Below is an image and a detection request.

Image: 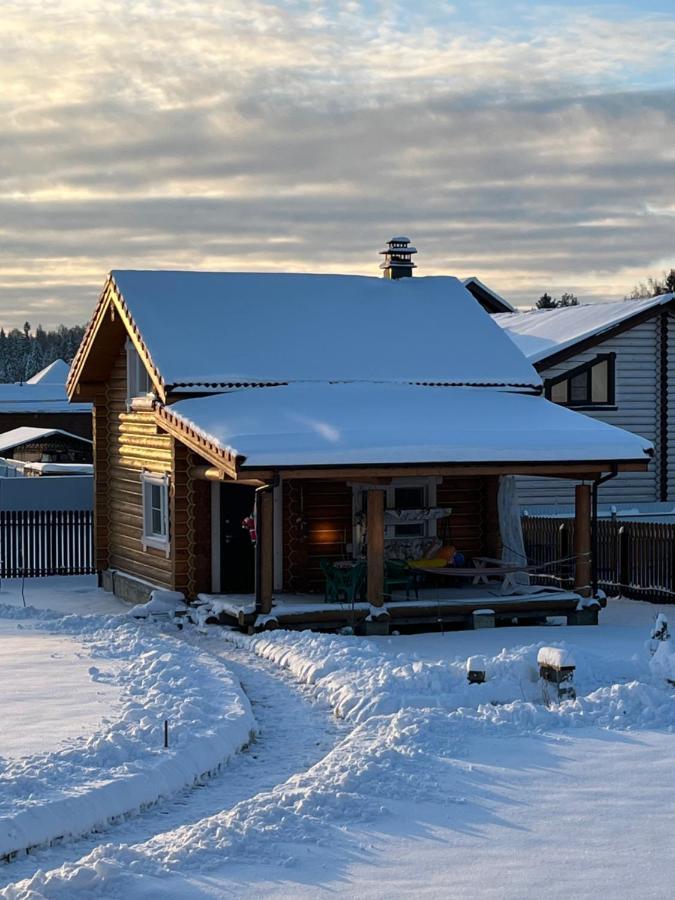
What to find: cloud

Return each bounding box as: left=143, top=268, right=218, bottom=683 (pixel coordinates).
left=1, top=1, right=675, bottom=326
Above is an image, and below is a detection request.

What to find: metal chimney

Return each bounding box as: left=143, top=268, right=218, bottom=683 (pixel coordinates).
left=379, top=236, right=417, bottom=279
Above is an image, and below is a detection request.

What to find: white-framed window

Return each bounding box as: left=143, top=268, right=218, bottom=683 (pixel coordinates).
left=351, top=477, right=439, bottom=554
left=385, top=479, right=436, bottom=540
left=142, top=471, right=170, bottom=552
left=126, top=338, right=152, bottom=404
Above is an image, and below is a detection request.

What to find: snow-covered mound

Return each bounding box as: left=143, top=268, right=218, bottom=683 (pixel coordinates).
left=0, top=611, right=255, bottom=861
left=223, top=628, right=675, bottom=732
left=127, top=589, right=188, bottom=619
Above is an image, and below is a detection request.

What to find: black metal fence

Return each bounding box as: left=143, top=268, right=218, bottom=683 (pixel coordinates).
left=0, top=510, right=95, bottom=578
left=522, top=515, right=675, bottom=602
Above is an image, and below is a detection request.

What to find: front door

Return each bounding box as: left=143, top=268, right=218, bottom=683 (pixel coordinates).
left=220, top=484, right=256, bottom=593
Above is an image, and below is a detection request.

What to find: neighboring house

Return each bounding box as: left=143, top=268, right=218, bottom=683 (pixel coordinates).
left=0, top=360, right=92, bottom=439
left=495, top=293, right=675, bottom=507
left=67, top=261, right=650, bottom=631
left=0, top=426, right=92, bottom=464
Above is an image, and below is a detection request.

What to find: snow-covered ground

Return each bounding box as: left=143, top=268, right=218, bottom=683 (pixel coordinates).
left=0, top=622, right=121, bottom=760
left=0, top=579, right=254, bottom=862
left=0, top=575, right=125, bottom=616
left=2, top=581, right=675, bottom=898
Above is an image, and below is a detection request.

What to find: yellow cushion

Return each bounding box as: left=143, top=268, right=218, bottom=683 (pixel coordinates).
left=409, top=558, right=446, bottom=569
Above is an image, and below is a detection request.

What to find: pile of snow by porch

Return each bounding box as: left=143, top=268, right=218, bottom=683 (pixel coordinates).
left=127, top=589, right=188, bottom=619
left=111, top=271, right=540, bottom=388
left=223, top=626, right=675, bottom=733
left=168, top=382, right=652, bottom=469
left=0, top=613, right=254, bottom=859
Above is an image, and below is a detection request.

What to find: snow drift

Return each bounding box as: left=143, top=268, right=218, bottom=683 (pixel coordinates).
left=0, top=610, right=255, bottom=861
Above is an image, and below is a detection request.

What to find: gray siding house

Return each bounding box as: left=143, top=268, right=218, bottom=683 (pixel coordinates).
left=494, top=293, right=675, bottom=507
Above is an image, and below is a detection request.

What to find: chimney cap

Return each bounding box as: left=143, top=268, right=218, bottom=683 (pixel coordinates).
left=379, top=236, right=417, bottom=255
left=379, top=235, right=418, bottom=278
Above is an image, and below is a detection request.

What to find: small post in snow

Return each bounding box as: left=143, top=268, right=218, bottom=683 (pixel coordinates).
left=537, top=647, right=576, bottom=702
left=164, top=719, right=169, bottom=749
left=466, top=655, right=486, bottom=684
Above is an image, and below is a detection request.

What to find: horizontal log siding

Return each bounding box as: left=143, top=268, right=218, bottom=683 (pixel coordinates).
left=517, top=317, right=659, bottom=506
left=107, top=347, right=173, bottom=588
left=436, top=476, right=489, bottom=557
left=282, top=479, right=353, bottom=593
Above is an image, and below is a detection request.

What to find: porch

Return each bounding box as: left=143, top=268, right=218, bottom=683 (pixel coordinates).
left=203, top=469, right=600, bottom=634
left=196, top=583, right=601, bottom=634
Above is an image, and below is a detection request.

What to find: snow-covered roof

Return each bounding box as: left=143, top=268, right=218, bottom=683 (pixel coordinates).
left=167, top=383, right=652, bottom=469
left=0, top=426, right=91, bottom=453
left=494, top=293, right=674, bottom=364
left=110, top=271, right=540, bottom=390
left=26, top=359, right=71, bottom=385
left=0, top=382, right=90, bottom=413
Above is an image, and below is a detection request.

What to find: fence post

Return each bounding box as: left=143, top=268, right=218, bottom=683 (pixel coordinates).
left=618, top=525, right=630, bottom=595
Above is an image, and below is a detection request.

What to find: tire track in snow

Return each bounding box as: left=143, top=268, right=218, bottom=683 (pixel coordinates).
left=0, top=632, right=346, bottom=890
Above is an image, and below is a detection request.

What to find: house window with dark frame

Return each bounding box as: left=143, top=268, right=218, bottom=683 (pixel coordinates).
left=545, top=353, right=616, bottom=408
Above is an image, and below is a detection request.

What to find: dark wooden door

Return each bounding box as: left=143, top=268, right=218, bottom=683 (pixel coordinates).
left=220, top=484, right=256, bottom=593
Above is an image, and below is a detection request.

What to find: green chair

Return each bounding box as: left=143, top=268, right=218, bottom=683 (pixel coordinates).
left=320, top=559, right=366, bottom=603
left=384, top=559, right=419, bottom=601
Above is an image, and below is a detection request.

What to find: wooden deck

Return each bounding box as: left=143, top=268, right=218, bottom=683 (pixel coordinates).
left=197, top=584, right=603, bottom=634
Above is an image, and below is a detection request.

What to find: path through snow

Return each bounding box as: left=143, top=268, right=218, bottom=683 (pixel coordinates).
left=0, top=633, right=344, bottom=890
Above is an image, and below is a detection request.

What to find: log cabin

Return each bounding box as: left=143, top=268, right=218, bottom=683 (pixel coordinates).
left=66, top=240, right=653, bottom=633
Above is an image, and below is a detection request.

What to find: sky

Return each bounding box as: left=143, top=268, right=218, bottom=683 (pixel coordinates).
left=1, top=0, right=675, bottom=328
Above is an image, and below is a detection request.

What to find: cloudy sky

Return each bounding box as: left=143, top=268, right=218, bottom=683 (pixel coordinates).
left=2, top=0, right=675, bottom=328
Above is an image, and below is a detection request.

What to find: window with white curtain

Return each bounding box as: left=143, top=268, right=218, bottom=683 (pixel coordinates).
left=142, top=471, right=170, bottom=551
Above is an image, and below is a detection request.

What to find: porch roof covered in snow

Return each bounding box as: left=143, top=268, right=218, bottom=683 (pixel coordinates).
left=68, top=271, right=542, bottom=402
left=159, top=382, right=653, bottom=476
left=494, top=293, right=675, bottom=366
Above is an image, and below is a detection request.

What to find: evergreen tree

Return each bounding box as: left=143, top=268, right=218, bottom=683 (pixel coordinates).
left=0, top=322, right=86, bottom=383
left=536, top=292, right=556, bottom=309
left=558, top=292, right=579, bottom=307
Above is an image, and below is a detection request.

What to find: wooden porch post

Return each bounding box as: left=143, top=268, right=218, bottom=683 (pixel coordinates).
left=574, top=483, right=591, bottom=598
left=256, top=488, right=274, bottom=615
left=367, top=488, right=385, bottom=607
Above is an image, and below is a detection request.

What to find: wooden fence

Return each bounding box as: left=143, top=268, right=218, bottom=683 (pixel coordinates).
left=0, top=510, right=95, bottom=578
left=522, top=515, right=675, bottom=602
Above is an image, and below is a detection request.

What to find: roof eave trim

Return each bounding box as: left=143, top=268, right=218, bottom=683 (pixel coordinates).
left=155, top=404, right=243, bottom=479
left=67, top=273, right=168, bottom=404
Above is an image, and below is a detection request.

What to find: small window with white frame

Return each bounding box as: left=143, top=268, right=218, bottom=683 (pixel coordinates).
left=142, top=471, right=170, bottom=551
left=386, top=483, right=429, bottom=538
left=126, top=338, right=152, bottom=404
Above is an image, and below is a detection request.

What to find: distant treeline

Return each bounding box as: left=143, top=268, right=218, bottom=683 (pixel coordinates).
left=0, top=322, right=85, bottom=383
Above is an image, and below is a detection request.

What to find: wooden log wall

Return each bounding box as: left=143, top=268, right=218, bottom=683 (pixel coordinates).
left=106, top=346, right=174, bottom=588
left=436, top=475, right=493, bottom=558
left=281, top=475, right=493, bottom=594
left=282, top=479, right=353, bottom=593
left=102, top=345, right=212, bottom=597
